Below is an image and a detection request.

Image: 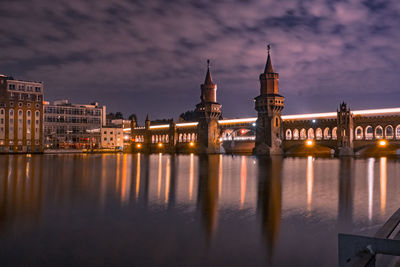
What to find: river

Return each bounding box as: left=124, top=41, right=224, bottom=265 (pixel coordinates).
left=0, top=154, right=399, bottom=266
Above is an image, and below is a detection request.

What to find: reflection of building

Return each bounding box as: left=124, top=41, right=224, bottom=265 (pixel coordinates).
left=44, top=100, right=106, bottom=149
left=0, top=75, right=44, bottom=153
left=197, top=154, right=220, bottom=242
left=257, top=156, right=282, bottom=259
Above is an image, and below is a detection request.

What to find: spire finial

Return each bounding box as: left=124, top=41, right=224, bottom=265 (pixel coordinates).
left=207, top=59, right=210, bottom=68
left=204, top=59, right=214, bottom=85
left=264, top=44, right=274, bottom=73
left=267, top=44, right=271, bottom=54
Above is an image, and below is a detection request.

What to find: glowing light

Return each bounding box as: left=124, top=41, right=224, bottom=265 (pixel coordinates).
left=378, top=140, right=387, bottom=147
left=219, top=137, right=223, bottom=142
left=380, top=157, right=387, bottom=215
left=158, top=143, right=163, bottom=148
left=282, top=112, right=336, bottom=120
left=149, top=124, right=169, bottom=129
left=312, top=119, right=316, bottom=123
left=306, top=140, right=313, bottom=146
left=136, top=143, right=142, bottom=148
left=218, top=118, right=257, bottom=124
left=123, top=135, right=129, bottom=140
left=306, top=156, right=314, bottom=212
left=123, top=128, right=131, bottom=132
left=176, top=122, right=198, bottom=127
left=252, top=123, right=256, bottom=126
left=189, top=141, right=195, bottom=147
left=240, top=129, right=246, bottom=134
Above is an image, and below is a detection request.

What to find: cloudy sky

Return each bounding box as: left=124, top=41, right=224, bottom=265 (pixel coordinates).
left=1, top=0, right=400, bottom=122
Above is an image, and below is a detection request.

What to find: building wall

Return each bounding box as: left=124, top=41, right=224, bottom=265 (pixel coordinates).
left=101, top=127, right=124, bottom=149
left=44, top=100, right=105, bottom=149
left=0, top=75, right=44, bottom=153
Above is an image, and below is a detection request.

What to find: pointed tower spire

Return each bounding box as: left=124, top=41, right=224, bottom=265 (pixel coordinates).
left=145, top=114, right=149, bottom=122
left=264, top=44, right=274, bottom=74
left=204, top=59, right=214, bottom=85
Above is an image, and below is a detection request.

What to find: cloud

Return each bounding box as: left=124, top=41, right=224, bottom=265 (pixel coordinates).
left=1, top=0, right=400, bottom=120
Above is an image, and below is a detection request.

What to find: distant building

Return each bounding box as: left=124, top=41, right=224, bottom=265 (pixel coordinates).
left=101, top=126, right=124, bottom=150
left=44, top=100, right=106, bottom=149
left=0, top=74, right=44, bottom=153
left=101, top=119, right=132, bottom=150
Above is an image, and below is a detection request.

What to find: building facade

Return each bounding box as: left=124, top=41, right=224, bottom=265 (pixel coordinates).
left=44, top=100, right=106, bottom=149
left=101, top=126, right=124, bottom=150
left=0, top=74, right=44, bottom=153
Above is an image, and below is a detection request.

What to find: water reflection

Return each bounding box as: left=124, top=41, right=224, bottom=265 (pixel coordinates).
left=197, top=155, right=220, bottom=242
left=367, top=158, right=374, bottom=222
left=338, top=158, right=354, bottom=229
left=0, top=154, right=399, bottom=266
left=257, top=156, right=282, bottom=259
left=380, top=157, right=387, bottom=216
left=306, top=156, right=314, bottom=213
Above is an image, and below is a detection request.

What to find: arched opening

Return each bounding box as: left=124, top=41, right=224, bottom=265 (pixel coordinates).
left=355, top=126, right=363, bottom=140
left=179, top=133, right=182, bottom=142
left=192, top=133, right=196, bottom=141
left=396, top=125, right=400, bottom=140
left=152, top=135, right=155, bottom=143
left=285, top=129, right=292, bottom=140
left=183, top=133, right=187, bottom=142
left=307, top=128, right=314, bottom=139
left=323, top=127, right=331, bottom=140
left=375, top=126, right=383, bottom=139
left=332, top=127, right=337, bottom=140
left=315, top=128, right=322, bottom=140
left=385, top=125, right=393, bottom=139
left=300, top=129, right=307, bottom=140
left=365, top=126, right=373, bottom=140
left=275, top=117, right=279, bottom=127
left=293, top=129, right=299, bottom=140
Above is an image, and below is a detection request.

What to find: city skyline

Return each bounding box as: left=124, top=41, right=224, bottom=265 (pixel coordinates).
left=2, top=0, right=400, bottom=122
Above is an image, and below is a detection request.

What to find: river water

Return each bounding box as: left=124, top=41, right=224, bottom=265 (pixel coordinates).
left=0, top=154, right=399, bottom=266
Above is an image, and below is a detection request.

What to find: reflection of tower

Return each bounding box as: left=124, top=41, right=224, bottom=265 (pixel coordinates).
left=337, top=102, right=354, bottom=156
left=140, top=154, right=150, bottom=206
left=257, top=156, right=282, bottom=260
left=254, top=45, right=285, bottom=155
left=195, top=60, right=222, bottom=154
left=197, top=154, right=220, bottom=243
left=338, top=158, right=354, bottom=229
left=167, top=156, right=177, bottom=209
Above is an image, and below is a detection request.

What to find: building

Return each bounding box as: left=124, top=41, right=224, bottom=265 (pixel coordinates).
left=44, top=100, right=106, bottom=149
left=101, top=119, right=132, bottom=150
left=0, top=74, right=44, bottom=153
left=101, top=126, right=124, bottom=150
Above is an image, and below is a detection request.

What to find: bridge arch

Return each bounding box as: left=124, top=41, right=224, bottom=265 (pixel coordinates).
left=375, top=125, right=383, bottom=139
left=355, top=126, right=363, bottom=140
left=307, top=128, right=314, bottom=139
left=385, top=125, right=393, bottom=139
left=323, top=127, right=331, bottom=140
left=396, top=125, right=400, bottom=139
left=293, top=129, right=299, bottom=140
left=285, top=129, right=292, bottom=140
left=332, top=127, right=337, bottom=140
left=300, top=128, right=306, bottom=140
left=316, top=128, right=322, bottom=140
left=365, top=126, right=373, bottom=140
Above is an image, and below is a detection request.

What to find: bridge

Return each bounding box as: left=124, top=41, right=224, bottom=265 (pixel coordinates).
left=131, top=46, right=400, bottom=156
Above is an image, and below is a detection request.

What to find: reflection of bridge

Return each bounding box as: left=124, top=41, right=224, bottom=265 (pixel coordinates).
left=131, top=45, right=400, bottom=155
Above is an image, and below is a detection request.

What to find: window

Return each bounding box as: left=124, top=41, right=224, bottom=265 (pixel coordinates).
left=8, top=84, right=15, bottom=90
left=9, top=109, right=14, bottom=116
left=35, top=87, right=41, bottom=92
left=396, top=125, right=400, bottom=139
left=323, top=128, right=331, bottom=140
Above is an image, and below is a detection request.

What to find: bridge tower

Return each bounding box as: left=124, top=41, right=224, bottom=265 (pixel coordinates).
left=337, top=102, right=354, bottom=156
left=143, top=114, right=151, bottom=153
left=195, top=60, right=222, bottom=154
left=253, top=45, right=285, bottom=155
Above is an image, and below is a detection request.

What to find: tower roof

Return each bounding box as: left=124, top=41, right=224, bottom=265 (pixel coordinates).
left=204, top=59, right=214, bottom=85
left=264, top=45, right=274, bottom=74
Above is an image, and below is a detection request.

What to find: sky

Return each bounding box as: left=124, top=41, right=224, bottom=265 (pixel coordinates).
left=1, top=0, right=400, bottom=123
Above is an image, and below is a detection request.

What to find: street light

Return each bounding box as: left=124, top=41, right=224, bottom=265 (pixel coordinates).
left=378, top=140, right=387, bottom=147
left=158, top=142, right=163, bottom=148
left=136, top=143, right=142, bottom=149
left=189, top=141, right=195, bottom=147
left=305, top=140, right=314, bottom=147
